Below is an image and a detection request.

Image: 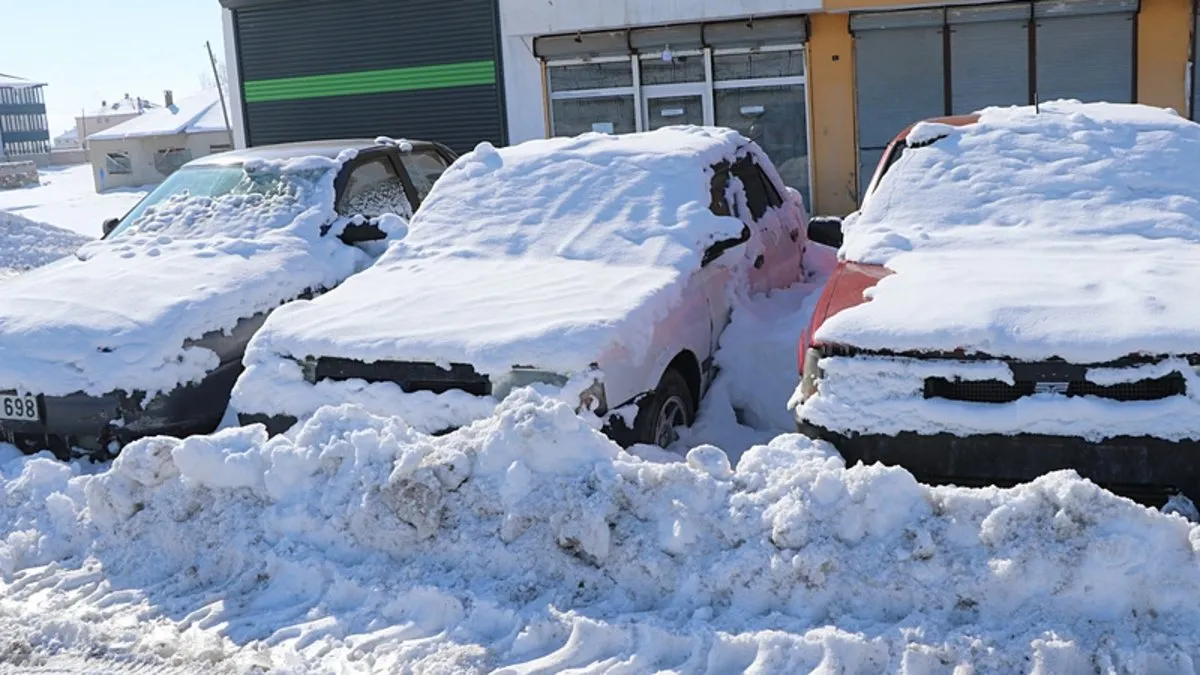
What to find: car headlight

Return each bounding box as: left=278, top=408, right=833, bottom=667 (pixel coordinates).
left=491, top=368, right=569, bottom=401
left=799, top=347, right=823, bottom=402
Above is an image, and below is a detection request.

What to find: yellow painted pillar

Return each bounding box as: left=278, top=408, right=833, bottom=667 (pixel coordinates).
left=807, top=13, right=860, bottom=216
left=1137, top=0, right=1192, bottom=113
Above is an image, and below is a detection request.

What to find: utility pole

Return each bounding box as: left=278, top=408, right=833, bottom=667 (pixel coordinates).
left=206, top=41, right=232, bottom=135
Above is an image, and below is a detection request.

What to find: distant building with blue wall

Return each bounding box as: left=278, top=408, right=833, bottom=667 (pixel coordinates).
left=0, top=73, right=50, bottom=158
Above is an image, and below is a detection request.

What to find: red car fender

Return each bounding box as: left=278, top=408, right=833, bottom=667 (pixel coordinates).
left=799, top=260, right=893, bottom=368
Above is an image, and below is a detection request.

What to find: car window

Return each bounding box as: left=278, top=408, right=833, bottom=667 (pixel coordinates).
left=398, top=150, right=450, bottom=202
left=732, top=155, right=783, bottom=222
left=708, top=162, right=733, bottom=217
left=339, top=157, right=412, bottom=218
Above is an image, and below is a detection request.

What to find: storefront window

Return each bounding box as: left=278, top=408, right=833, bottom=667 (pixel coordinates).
left=548, top=62, right=633, bottom=90
left=639, top=54, right=706, bottom=85
left=715, top=84, right=809, bottom=208
left=713, top=51, right=805, bottom=80
left=551, top=96, right=636, bottom=137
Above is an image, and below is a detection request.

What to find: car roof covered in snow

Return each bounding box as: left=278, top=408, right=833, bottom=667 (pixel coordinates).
left=190, top=138, right=446, bottom=167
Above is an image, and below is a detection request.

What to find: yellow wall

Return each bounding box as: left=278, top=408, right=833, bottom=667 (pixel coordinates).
left=806, top=13, right=860, bottom=216
left=1137, top=0, right=1192, bottom=113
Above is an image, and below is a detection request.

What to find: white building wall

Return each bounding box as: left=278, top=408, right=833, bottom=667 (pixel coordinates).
left=89, top=130, right=233, bottom=193
left=497, top=0, right=821, bottom=143
left=223, top=8, right=249, bottom=149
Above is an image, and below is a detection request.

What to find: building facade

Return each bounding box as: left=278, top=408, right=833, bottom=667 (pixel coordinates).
left=75, top=94, right=160, bottom=150
left=220, top=0, right=1197, bottom=215
left=0, top=74, right=50, bottom=159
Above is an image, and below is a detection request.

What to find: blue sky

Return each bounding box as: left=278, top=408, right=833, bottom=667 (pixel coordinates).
left=6, top=0, right=226, bottom=135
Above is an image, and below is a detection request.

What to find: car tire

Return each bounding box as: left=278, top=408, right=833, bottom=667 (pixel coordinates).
left=633, top=368, right=696, bottom=448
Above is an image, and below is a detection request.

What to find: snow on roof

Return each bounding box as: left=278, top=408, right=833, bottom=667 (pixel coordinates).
left=817, top=101, right=1200, bottom=363
left=0, top=72, right=45, bottom=89
left=85, top=95, right=159, bottom=117
left=239, top=127, right=764, bottom=385
left=86, top=89, right=229, bottom=141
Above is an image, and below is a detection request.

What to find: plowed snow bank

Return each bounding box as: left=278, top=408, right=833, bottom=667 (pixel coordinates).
left=2, top=392, right=1198, bottom=672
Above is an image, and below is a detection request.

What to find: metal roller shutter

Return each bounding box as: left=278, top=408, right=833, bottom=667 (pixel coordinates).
left=949, top=4, right=1030, bottom=114
left=852, top=9, right=946, bottom=198
left=1034, top=0, right=1137, bottom=104
left=228, top=0, right=505, bottom=152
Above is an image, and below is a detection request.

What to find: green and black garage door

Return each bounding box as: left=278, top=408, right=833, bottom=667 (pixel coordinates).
left=221, top=0, right=506, bottom=151
left=851, top=0, right=1137, bottom=197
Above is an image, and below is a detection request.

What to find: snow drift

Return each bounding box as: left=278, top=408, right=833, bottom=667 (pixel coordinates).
left=820, top=101, right=1200, bottom=364
left=0, top=210, right=90, bottom=279
left=3, top=392, right=1200, bottom=672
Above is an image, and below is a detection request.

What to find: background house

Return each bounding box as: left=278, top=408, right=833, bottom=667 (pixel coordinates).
left=87, top=88, right=232, bottom=192
left=75, top=94, right=160, bottom=150
left=0, top=73, right=50, bottom=160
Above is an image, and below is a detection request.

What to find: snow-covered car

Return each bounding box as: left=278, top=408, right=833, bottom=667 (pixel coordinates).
left=0, top=138, right=456, bottom=457
left=790, top=101, right=1200, bottom=505
left=233, top=126, right=811, bottom=447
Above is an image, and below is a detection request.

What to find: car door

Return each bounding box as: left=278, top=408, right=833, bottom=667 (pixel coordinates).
left=395, top=147, right=453, bottom=206
left=694, top=162, right=739, bottom=371
left=730, top=153, right=804, bottom=293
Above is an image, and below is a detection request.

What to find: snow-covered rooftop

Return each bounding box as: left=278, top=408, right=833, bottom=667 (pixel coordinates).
left=87, top=89, right=229, bottom=141
left=0, top=72, right=45, bottom=89
left=84, top=95, right=159, bottom=118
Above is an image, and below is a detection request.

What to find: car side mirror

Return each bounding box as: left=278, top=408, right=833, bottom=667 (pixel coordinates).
left=807, top=216, right=843, bottom=248
left=701, top=224, right=751, bottom=267
left=101, top=218, right=119, bottom=237
left=338, top=221, right=387, bottom=245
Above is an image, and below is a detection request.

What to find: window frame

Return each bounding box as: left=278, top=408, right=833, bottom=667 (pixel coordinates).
left=106, top=151, right=132, bottom=175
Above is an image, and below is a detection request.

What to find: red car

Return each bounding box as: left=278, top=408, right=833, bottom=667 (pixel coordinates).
left=791, top=102, right=1200, bottom=510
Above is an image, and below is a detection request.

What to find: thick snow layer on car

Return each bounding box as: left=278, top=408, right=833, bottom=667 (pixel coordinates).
left=824, top=101, right=1200, bottom=362
left=240, top=127, right=759, bottom=381
left=798, top=354, right=1200, bottom=442
left=0, top=210, right=90, bottom=279
left=4, top=394, right=1200, bottom=672
left=0, top=156, right=374, bottom=398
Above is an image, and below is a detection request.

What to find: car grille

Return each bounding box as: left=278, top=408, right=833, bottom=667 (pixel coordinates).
left=314, top=358, right=491, bottom=396
left=925, top=372, right=1186, bottom=404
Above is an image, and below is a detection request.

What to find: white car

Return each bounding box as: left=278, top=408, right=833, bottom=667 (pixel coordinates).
left=231, top=126, right=812, bottom=447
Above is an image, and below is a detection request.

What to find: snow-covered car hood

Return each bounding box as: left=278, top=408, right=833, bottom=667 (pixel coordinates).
left=248, top=256, right=682, bottom=375
left=0, top=233, right=368, bottom=397
left=815, top=239, right=1200, bottom=363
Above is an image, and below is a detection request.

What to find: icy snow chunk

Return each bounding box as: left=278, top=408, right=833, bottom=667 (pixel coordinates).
left=686, top=444, right=732, bottom=480
left=905, top=121, right=958, bottom=147
left=173, top=425, right=267, bottom=491
left=374, top=136, right=414, bottom=153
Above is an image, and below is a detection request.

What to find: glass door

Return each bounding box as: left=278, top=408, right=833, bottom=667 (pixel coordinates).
left=642, top=83, right=711, bottom=130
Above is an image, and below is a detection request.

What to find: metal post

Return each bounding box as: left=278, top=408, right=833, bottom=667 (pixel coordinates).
left=206, top=40, right=233, bottom=134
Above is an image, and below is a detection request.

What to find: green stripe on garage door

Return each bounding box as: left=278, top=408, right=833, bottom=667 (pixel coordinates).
left=243, top=60, right=496, bottom=103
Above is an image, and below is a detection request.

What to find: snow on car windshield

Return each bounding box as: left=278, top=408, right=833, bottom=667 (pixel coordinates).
left=810, top=102, right=1200, bottom=364
left=106, top=160, right=333, bottom=240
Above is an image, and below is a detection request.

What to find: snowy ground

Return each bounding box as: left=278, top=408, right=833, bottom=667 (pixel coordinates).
left=0, top=163, right=150, bottom=239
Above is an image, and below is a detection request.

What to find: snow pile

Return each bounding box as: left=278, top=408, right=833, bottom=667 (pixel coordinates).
left=822, top=102, right=1200, bottom=362
left=0, top=155, right=375, bottom=397
left=0, top=210, right=90, bottom=279
left=87, top=89, right=228, bottom=140
left=4, top=394, right=1200, bottom=671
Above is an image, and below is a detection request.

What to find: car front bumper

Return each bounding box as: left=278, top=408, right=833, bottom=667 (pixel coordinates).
left=0, top=359, right=242, bottom=456
left=798, top=421, right=1200, bottom=507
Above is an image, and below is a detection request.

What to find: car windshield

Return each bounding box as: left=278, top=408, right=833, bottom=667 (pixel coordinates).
left=107, top=163, right=325, bottom=239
